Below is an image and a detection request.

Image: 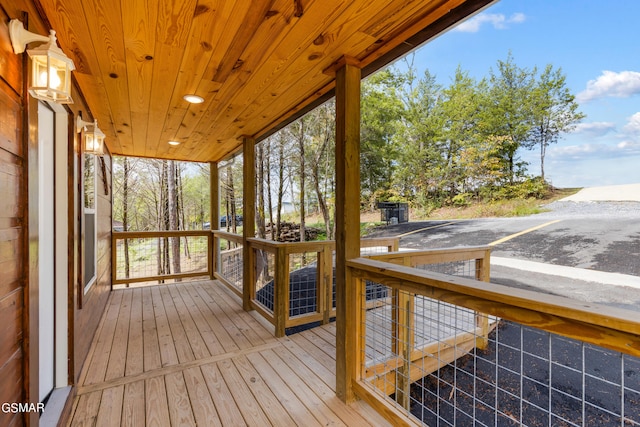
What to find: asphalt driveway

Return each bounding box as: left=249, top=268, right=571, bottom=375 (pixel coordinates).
left=365, top=184, right=640, bottom=310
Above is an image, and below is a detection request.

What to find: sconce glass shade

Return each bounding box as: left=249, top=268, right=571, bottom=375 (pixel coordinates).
left=9, top=20, right=75, bottom=104
left=28, top=32, right=75, bottom=103
left=77, top=117, right=105, bottom=155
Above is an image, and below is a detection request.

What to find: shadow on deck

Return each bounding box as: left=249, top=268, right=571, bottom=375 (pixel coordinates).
left=68, top=280, right=390, bottom=426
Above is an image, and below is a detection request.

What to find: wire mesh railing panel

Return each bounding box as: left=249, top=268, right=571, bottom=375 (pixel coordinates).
left=218, top=238, right=244, bottom=292
left=414, top=259, right=478, bottom=279
left=288, top=251, right=319, bottom=318
left=114, top=234, right=209, bottom=283
left=361, top=284, right=486, bottom=394
left=361, top=246, right=394, bottom=256
left=254, top=249, right=275, bottom=314
left=359, top=287, right=640, bottom=427
left=414, top=321, right=640, bottom=427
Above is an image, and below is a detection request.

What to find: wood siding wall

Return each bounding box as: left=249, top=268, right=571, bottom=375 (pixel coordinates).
left=0, top=2, right=113, bottom=425
left=73, top=154, right=112, bottom=379
left=0, top=6, right=27, bottom=426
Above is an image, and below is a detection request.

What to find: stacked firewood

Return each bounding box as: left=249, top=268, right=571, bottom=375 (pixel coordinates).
left=265, top=221, right=322, bottom=242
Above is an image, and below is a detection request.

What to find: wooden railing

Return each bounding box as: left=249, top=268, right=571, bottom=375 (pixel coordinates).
left=212, top=230, right=245, bottom=297
left=112, top=230, right=212, bottom=286
left=242, top=237, right=400, bottom=337
left=367, top=246, right=492, bottom=350
left=345, top=256, right=640, bottom=426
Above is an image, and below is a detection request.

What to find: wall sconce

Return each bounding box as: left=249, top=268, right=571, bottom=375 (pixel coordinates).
left=77, top=116, right=105, bottom=155
left=9, top=19, right=75, bottom=104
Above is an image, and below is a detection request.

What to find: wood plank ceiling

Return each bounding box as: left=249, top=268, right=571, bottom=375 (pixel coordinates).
left=37, top=0, right=494, bottom=163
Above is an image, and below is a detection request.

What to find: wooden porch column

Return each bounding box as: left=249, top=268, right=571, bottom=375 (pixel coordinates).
left=334, top=58, right=361, bottom=403
left=210, top=161, right=219, bottom=279
left=242, top=137, right=256, bottom=311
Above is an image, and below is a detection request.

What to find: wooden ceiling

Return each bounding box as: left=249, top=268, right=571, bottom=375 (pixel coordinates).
left=38, top=0, right=494, bottom=162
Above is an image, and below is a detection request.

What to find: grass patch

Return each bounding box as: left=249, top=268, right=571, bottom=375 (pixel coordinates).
left=423, top=187, right=582, bottom=220
left=361, top=221, right=384, bottom=236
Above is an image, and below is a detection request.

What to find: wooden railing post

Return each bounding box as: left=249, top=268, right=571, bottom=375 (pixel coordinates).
left=475, top=249, right=491, bottom=349
left=111, top=233, right=118, bottom=288
left=320, top=244, right=333, bottom=324
left=274, top=245, right=289, bottom=337
left=242, top=136, right=256, bottom=311
left=334, top=57, right=361, bottom=403
left=210, top=161, right=219, bottom=281
left=207, top=231, right=214, bottom=280
left=393, top=290, right=414, bottom=409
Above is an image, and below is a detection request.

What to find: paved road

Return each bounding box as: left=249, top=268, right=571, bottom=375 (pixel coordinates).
left=366, top=197, right=640, bottom=311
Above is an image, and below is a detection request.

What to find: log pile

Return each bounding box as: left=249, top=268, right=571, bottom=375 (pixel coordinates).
left=265, top=221, right=322, bottom=242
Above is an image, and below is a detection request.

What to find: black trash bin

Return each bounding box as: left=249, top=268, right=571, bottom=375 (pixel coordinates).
left=377, top=202, right=409, bottom=225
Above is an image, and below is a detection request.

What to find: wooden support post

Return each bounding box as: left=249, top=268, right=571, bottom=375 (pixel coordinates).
left=334, top=58, right=361, bottom=403
left=242, top=137, right=256, bottom=311
left=274, top=246, right=289, bottom=337
left=320, top=245, right=333, bottom=324
left=475, top=249, right=491, bottom=349
left=210, top=161, right=219, bottom=280
left=393, top=291, right=414, bottom=409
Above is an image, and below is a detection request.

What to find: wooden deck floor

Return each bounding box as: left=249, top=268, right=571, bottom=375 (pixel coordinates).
left=67, top=280, right=390, bottom=426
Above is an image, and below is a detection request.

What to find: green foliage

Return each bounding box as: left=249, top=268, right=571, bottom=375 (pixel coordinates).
left=499, top=177, right=550, bottom=200
left=369, top=52, right=584, bottom=213
left=451, top=193, right=472, bottom=207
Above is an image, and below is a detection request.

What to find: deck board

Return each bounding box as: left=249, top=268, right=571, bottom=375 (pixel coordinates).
left=141, top=287, right=162, bottom=371
left=68, top=280, right=391, bottom=427
left=121, top=381, right=145, bottom=427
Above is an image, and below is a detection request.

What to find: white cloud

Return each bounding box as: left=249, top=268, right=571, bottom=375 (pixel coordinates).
left=549, top=140, right=640, bottom=161
left=454, top=13, right=526, bottom=33
left=577, top=71, right=640, bottom=103
left=623, top=112, right=640, bottom=135
left=573, top=122, right=616, bottom=137
left=617, top=140, right=640, bottom=151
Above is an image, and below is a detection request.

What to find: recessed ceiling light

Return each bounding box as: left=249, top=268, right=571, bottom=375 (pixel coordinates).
left=183, top=94, right=204, bottom=104
left=168, top=141, right=180, bottom=146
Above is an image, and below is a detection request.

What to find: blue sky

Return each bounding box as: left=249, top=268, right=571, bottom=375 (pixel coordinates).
left=406, top=0, right=640, bottom=188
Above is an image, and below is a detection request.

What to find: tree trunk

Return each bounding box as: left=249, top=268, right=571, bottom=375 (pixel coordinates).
left=168, top=161, right=181, bottom=279
left=228, top=166, right=237, bottom=234
left=265, top=139, right=275, bottom=240
left=540, top=129, right=546, bottom=181
left=161, top=161, right=171, bottom=280
left=256, top=145, right=266, bottom=239
left=123, top=157, right=130, bottom=279
left=297, top=122, right=306, bottom=242
left=177, top=164, right=190, bottom=258
left=276, top=133, right=286, bottom=240
left=312, top=132, right=332, bottom=239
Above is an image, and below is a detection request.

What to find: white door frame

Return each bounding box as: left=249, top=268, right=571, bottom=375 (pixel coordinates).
left=37, top=101, right=69, bottom=404
left=53, top=103, right=69, bottom=389
left=37, top=101, right=55, bottom=402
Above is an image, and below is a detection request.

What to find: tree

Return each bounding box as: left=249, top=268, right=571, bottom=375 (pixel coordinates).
left=167, top=160, right=181, bottom=277
left=306, top=102, right=336, bottom=239
left=122, top=157, right=130, bottom=278
left=275, top=132, right=288, bottom=239
left=437, top=66, right=483, bottom=196
left=482, top=52, right=536, bottom=184
left=361, top=68, right=404, bottom=206
left=256, top=144, right=266, bottom=238
left=529, top=65, right=585, bottom=180
left=393, top=66, right=443, bottom=206
left=291, top=117, right=307, bottom=242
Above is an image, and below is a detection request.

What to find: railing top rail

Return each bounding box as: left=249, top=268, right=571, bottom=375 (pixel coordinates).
left=212, top=230, right=244, bottom=242
left=247, top=237, right=334, bottom=254
left=347, top=257, right=640, bottom=347
left=113, top=230, right=211, bottom=238
left=367, top=246, right=491, bottom=263
left=359, top=237, right=401, bottom=247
